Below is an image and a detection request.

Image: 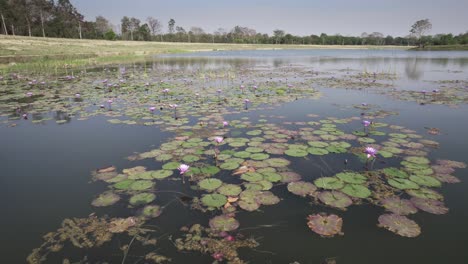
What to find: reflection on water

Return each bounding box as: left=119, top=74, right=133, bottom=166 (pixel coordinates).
left=157, top=49, right=468, bottom=81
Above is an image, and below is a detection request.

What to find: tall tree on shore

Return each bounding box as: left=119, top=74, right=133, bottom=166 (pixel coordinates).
left=168, top=18, right=175, bottom=34
left=273, top=29, right=285, bottom=44
left=410, top=19, right=432, bottom=47
left=146, top=16, right=163, bottom=40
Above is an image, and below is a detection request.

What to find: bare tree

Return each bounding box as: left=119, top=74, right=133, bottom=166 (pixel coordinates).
left=147, top=17, right=163, bottom=41
left=128, top=17, right=141, bottom=40
left=95, top=16, right=110, bottom=36
left=410, top=19, right=432, bottom=47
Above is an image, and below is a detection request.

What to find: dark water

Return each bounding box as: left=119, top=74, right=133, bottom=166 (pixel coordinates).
left=1, top=49, right=468, bottom=264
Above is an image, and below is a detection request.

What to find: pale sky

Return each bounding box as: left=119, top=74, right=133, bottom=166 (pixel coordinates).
left=71, top=0, right=468, bottom=37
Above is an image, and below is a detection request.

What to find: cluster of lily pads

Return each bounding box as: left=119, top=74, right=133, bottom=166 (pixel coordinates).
left=12, top=64, right=466, bottom=263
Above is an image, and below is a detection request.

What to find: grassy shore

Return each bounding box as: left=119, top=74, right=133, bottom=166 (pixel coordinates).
left=0, top=35, right=412, bottom=72
left=410, top=45, right=468, bottom=51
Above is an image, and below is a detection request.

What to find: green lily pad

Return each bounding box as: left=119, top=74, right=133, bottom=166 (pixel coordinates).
left=182, top=155, right=200, bottom=162
left=201, top=193, right=227, bottom=208
left=245, top=147, right=264, bottom=153
left=261, top=172, right=282, bottom=182
left=307, top=141, right=329, bottom=148
left=129, top=193, right=156, bottom=206
left=234, top=151, right=251, bottom=158
left=142, top=205, right=162, bottom=218
left=314, top=177, right=344, bottom=190
left=162, top=162, right=180, bottom=170
left=341, top=184, right=371, bottom=198
left=265, top=158, right=291, bottom=167
left=199, top=178, right=223, bottom=191
left=406, top=188, right=443, bottom=200
left=130, top=180, right=154, bottom=191
left=113, top=179, right=135, bottom=190
left=318, top=191, right=353, bottom=209
left=285, top=148, right=309, bottom=157
left=250, top=153, right=270, bottom=160
left=336, top=172, right=367, bottom=184
left=217, top=184, right=242, bottom=196
left=151, top=170, right=174, bottom=179
left=405, top=156, right=430, bottom=165
left=241, top=172, right=264, bottom=182
left=409, top=175, right=441, bottom=187
left=388, top=178, right=420, bottom=190
left=201, top=166, right=221, bottom=175
left=219, top=162, right=240, bottom=170
left=383, top=168, right=408, bottom=178
left=307, top=147, right=329, bottom=155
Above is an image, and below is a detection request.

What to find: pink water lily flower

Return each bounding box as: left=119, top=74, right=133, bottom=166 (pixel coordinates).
left=223, top=121, right=229, bottom=127
left=362, top=120, right=371, bottom=127
left=365, top=147, right=377, bottom=158
left=75, top=93, right=81, bottom=98
left=214, top=136, right=224, bottom=144
left=178, top=164, right=190, bottom=174
left=244, top=99, right=250, bottom=103
left=149, top=106, right=156, bottom=112
left=26, top=92, right=33, bottom=97
left=212, top=252, right=224, bottom=261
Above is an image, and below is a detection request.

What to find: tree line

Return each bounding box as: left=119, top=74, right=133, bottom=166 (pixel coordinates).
left=1, top=0, right=467, bottom=46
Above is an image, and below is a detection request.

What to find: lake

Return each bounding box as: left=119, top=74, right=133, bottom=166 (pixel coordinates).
left=1, top=49, right=468, bottom=264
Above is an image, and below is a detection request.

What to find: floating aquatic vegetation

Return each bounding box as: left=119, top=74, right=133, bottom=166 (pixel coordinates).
left=209, top=215, right=240, bottom=232
left=199, top=178, right=223, bottom=191
left=378, top=214, right=421, bottom=238
left=314, top=177, right=345, bottom=190
left=410, top=197, right=449, bottom=215
left=91, top=191, right=120, bottom=207
left=318, top=191, right=353, bottom=209
left=201, top=193, right=228, bottom=208
left=287, top=181, right=317, bottom=197
left=129, top=192, right=156, bottom=206
left=306, top=214, right=343, bottom=237
left=380, top=197, right=418, bottom=215
left=174, top=224, right=258, bottom=264
left=341, top=184, right=371, bottom=199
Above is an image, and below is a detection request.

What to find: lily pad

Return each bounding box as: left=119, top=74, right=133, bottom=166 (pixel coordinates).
left=410, top=197, right=448, bottom=215
left=409, top=175, right=441, bottom=187
left=241, top=172, right=264, bottom=182
left=217, top=184, right=242, bottom=196
left=113, top=179, right=135, bottom=190
left=381, top=197, right=418, bottom=215
left=382, top=168, right=408, bottom=179
left=199, top=178, right=223, bottom=191
left=250, top=153, right=270, bottom=160
left=407, top=188, right=443, bottom=200
left=91, top=191, right=120, bottom=207
left=287, top=181, right=317, bottom=197
left=285, top=148, right=309, bottom=157
left=318, top=191, right=353, bottom=209
left=261, top=172, right=282, bottom=182
left=201, top=194, right=227, bottom=208
left=388, top=178, right=420, bottom=190
left=265, top=158, right=291, bottom=167
left=162, top=162, right=180, bottom=170
left=209, top=215, right=240, bottom=231
left=201, top=166, right=221, bottom=175
left=151, top=170, right=174, bottom=179
left=336, top=172, right=367, bottom=184
left=405, top=156, right=430, bottom=165
left=306, top=214, right=343, bottom=237
left=307, top=147, right=329, bottom=155
left=129, top=193, right=156, bottom=206
left=256, top=191, right=280, bottom=205
left=341, top=184, right=371, bottom=198
left=314, top=177, right=344, bottom=190
left=130, top=180, right=154, bottom=191
left=378, top=214, right=421, bottom=238
left=219, top=162, right=240, bottom=170
left=142, top=205, right=162, bottom=218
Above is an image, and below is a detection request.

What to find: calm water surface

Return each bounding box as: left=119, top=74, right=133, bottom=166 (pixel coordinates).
left=1, top=49, right=468, bottom=264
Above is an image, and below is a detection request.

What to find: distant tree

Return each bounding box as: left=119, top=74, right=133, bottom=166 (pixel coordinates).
left=121, top=16, right=130, bottom=39
left=168, top=18, right=175, bottom=34
left=104, top=29, right=116, bottom=40
left=138, top=23, right=151, bottom=41
left=273, top=29, right=285, bottom=44
left=146, top=17, right=163, bottom=40
left=95, top=16, right=110, bottom=37
left=410, top=19, right=432, bottom=47
left=128, top=17, right=140, bottom=40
